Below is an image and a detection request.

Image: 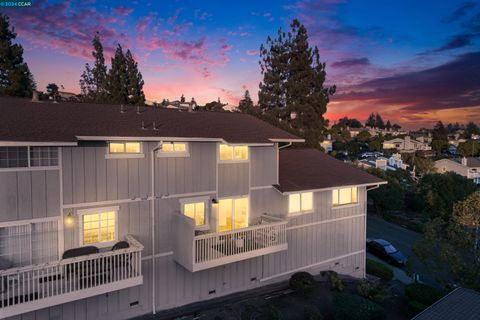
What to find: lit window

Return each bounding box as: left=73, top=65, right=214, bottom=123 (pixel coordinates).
left=218, top=197, right=248, bottom=231
left=219, top=144, right=248, bottom=161
left=183, top=202, right=206, bottom=227
left=108, top=142, right=141, bottom=154
left=158, top=142, right=189, bottom=156
left=332, top=187, right=358, bottom=207
left=288, top=192, right=313, bottom=214
left=81, top=209, right=117, bottom=245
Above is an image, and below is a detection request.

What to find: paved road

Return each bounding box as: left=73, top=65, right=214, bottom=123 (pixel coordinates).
left=367, top=215, right=438, bottom=287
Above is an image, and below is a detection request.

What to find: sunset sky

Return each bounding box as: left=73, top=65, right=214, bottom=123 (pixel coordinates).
left=2, top=0, right=479, bottom=129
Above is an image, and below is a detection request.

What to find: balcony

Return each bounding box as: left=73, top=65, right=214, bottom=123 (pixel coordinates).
left=174, top=214, right=288, bottom=272
left=0, top=235, right=143, bottom=318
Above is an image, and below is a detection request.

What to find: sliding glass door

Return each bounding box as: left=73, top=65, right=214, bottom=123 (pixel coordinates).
left=218, top=197, right=249, bottom=232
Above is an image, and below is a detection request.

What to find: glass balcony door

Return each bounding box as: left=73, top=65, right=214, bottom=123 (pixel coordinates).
left=218, top=197, right=249, bottom=232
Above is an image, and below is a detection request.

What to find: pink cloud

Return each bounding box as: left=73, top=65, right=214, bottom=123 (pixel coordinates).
left=114, top=6, right=133, bottom=16
left=246, top=49, right=258, bottom=56
left=221, top=44, right=233, bottom=51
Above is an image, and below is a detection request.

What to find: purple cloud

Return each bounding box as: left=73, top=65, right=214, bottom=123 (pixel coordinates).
left=114, top=6, right=133, bottom=16
left=334, top=52, right=480, bottom=112
left=331, top=57, right=370, bottom=68
left=442, top=2, right=476, bottom=23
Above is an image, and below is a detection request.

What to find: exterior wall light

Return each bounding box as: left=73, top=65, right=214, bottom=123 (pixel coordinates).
left=64, top=212, right=75, bottom=227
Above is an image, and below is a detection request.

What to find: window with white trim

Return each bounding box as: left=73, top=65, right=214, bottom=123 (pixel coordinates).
left=0, top=219, right=59, bottom=267
left=0, top=146, right=59, bottom=169
left=108, top=141, right=142, bottom=154
left=158, top=142, right=189, bottom=156
left=288, top=192, right=313, bottom=215
left=79, top=208, right=118, bottom=246
left=182, top=200, right=207, bottom=229
left=219, top=144, right=248, bottom=161
left=332, top=187, right=358, bottom=207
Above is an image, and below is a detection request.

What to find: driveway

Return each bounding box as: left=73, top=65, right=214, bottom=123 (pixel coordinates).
left=367, top=215, right=437, bottom=287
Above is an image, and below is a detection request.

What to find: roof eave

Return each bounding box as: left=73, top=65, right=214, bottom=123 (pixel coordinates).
left=273, top=181, right=388, bottom=195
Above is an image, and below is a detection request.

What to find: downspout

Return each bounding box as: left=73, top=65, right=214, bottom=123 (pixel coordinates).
left=364, top=184, right=381, bottom=278
left=151, top=142, right=161, bottom=315
left=278, top=142, right=292, bottom=150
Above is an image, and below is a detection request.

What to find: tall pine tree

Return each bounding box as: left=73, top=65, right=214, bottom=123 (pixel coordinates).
left=108, top=44, right=129, bottom=104
left=258, top=19, right=335, bottom=147
left=0, top=14, right=35, bottom=97
left=80, top=33, right=108, bottom=102
left=238, top=90, right=254, bottom=111
left=125, top=49, right=145, bottom=105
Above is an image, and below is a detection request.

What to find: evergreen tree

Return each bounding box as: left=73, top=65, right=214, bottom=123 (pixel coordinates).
left=385, top=120, right=392, bottom=130
left=366, top=113, right=376, bottom=127
left=79, top=33, right=108, bottom=102
left=238, top=90, right=254, bottom=111
left=108, top=44, right=129, bottom=104
left=258, top=19, right=335, bottom=147
left=125, top=49, right=145, bottom=105
left=375, top=113, right=385, bottom=129
left=0, top=14, right=35, bottom=97
left=465, top=121, right=480, bottom=137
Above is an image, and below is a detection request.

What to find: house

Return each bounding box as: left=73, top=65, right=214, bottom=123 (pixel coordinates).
left=0, top=96, right=384, bottom=319
left=413, top=288, right=480, bottom=320
left=358, top=153, right=407, bottom=171
left=435, top=157, right=480, bottom=184
left=382, top=136, right=431, bottom=152
left=320, top=134, right=333, bottom=153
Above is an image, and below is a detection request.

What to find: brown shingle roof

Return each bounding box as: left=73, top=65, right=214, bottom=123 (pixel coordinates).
left=466, top=157, right=480, bottom=167
left=275, top=148, right=385, bottom=193
left=0, top=97, right=301, bottom=144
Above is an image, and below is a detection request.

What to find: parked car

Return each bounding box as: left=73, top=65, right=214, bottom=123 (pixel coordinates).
left=366, top=238, right=406, bottom=266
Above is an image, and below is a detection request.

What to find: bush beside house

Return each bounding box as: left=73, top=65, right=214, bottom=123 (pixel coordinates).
left=366, top=259, right=394, bottom=282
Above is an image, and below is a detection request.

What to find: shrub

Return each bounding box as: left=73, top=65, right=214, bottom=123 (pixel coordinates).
left=366, top=259, right=394, bottom=282
left=333, top=293, right=386, bottom=320
left=407, top=300, right=427, bottom=317
left=356, top=281, right=386, bottom=302
left=321, top=270, right=344, bottom=291
left=264, top=306, right=282, bottom=320
left=405, top=283, right=444, bottom=306
left=289, top=272, right=315, bottom=293
left=304, top=305, right=324, bottom=320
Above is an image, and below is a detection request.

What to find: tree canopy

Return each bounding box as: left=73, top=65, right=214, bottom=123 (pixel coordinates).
left=258, top=19, right=335, bottom=147
left=0, top=14, right=35, bottom=97
left=80, top=34, right=145, bottom=105
left=238, top=90, right=254, bottom=112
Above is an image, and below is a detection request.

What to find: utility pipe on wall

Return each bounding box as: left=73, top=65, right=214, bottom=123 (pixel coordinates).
left=150, top=142, right=162, bottom=314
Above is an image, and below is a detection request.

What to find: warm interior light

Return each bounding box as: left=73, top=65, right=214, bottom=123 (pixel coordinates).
left=64, top=212, right=74, bottom=227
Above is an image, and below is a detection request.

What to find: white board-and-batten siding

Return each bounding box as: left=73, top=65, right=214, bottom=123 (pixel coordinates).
left=4, top=143, right=368, bottom=320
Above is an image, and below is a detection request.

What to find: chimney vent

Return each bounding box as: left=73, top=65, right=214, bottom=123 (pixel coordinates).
left=120, top=104, right=126, bottom=113
left=461, top=157, right=467, bottom=166
left=137, top=106, right=141, bottom=114
left=153, top=121, right=158, bottom=131
left=141, top=121, right=146, bottom=130
left=31, top=90, right=40, bottom=102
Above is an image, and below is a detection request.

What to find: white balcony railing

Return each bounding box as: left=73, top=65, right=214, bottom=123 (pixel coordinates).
left=174, top=214, right=288, bottom=272
left=0, top=235, right=143, bottom=318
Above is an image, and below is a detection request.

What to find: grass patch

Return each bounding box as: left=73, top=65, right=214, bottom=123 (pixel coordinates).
left=405, top=283, right=444, bottom=306
left=333, top=293, right=386, bottom=320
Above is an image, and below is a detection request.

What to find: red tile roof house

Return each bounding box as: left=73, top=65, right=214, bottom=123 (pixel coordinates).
left=0, top=97, right=384, bottom=319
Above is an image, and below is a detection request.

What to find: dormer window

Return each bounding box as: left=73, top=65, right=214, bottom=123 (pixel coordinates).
left=106, top=141, right=143, bottom=158
left=158, top=142, right=189, bottom=157
left=219, top=144, right=248, bottom=162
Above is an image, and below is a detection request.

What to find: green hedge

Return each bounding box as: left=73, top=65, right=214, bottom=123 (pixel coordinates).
left=366, top=259, right=394, bottom=282
left=405, top=283, right=444, bottom=306
left=407, top=300, right=427, bottom=317
left=289, top=271, right=315, bottom=293
left=333, top=293, right=386, bottom=320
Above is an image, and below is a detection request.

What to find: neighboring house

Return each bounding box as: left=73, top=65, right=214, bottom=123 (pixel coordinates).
left=413, top=288, right=480, bottom=320
left=382, top=136, right=431, bottom=152
left=0, top=97, right=384, bottom=319
left=222, top=104, right=238, bottom=112
left=58, top=91, right=79, bottom=102
left=320, top=134, right=333, bottom=153
left=359, top=153, right=407, bottom=171
left=435, top=157, right=480, bottom=184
